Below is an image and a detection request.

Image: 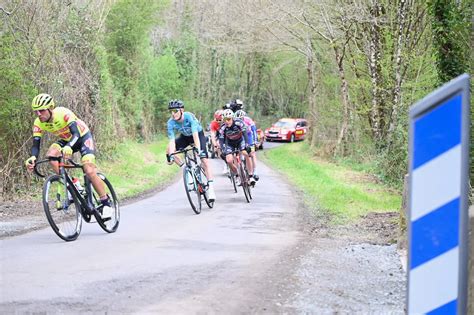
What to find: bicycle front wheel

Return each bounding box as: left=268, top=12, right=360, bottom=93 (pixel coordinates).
left=43, top=175, right=82, bottom=241
left=88, top=173, right=120, bottom=233
left=238, top=164, right=251, bottom=203
left=183, top=167, right=201, bottom=214
left=197, top=165, right=214, bottom=209
left=229, top=171, right=237, bottom=193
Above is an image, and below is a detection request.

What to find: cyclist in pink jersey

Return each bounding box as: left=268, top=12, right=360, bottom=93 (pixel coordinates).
left=234, top=110, right=259, bottom=185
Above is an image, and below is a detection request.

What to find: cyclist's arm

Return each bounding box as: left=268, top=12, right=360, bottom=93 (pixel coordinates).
left=31, top=136, right=41, bottom=159
left=166, top=119, right=177, bottom=154
left=251, top=125, right=257, bottom=144
left=192, top=131, right=201, bottom=152
left=210, top=130, right=218, bottom=147
left=65, top=121, right=80, bottom=148
left=218, top=125, right=226, bottom=148
left=168, top=139, right=176, bottom=154
left=238, top=121, right=250, bottom=145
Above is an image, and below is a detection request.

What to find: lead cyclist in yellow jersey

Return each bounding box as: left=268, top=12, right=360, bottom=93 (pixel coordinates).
left=25, top=93, right=113, bottom=218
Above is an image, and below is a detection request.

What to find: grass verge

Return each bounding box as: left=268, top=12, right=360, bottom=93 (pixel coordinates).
left=99, top=138, right=179, bottom=200
left=260, top=142, right=401, bottom=224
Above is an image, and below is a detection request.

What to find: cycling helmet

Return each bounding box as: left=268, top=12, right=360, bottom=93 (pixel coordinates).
left=230, top=99, right=243, bottom=112
left=222, top=103, right=231, bottom=110
left=214, top=110, right=223, bottom=121
left=234, top=110, right=246, bottom=119
left=222, top=109, right=234, bottom=119
left=168, top=99, right=184, bottom=109
left=31, top=93, right=55, bottom=111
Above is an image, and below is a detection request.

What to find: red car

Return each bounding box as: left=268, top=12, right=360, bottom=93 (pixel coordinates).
left=265, top=118, right=308, bottom=142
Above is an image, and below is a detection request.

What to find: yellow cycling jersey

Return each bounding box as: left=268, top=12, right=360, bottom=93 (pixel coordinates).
left=33, top=107, right=89, bottom=140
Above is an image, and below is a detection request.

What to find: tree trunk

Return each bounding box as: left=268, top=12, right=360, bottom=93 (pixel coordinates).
left=306, top=38, right=318, bottom=149
left=368, top=0, right=384, bottom=146
left=387, top=0, right=407, bottom=146
left=334, top=45, right=351, bottom=156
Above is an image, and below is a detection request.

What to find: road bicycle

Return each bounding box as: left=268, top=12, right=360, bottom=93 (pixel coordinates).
left=169, top=146, right=214, bottom=214
left=230, top=149, right=252, bottom=203
left=205, top=135, right=217, bottom=159
left=34, top=156, right=120, bottom=241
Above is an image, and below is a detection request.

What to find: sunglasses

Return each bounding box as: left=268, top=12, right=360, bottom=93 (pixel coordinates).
left=224, top=117, right=232, bottom=121
left=170, top=109, right=180, bottom=114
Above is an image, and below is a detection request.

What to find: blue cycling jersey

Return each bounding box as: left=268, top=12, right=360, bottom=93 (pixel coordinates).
left=167, top=112, right=203, bottom=139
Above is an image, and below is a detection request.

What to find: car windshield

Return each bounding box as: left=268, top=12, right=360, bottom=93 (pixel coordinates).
left=274, top=121, right=294, bottom=128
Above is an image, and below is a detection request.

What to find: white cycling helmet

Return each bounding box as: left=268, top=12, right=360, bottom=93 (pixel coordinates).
left=234, top=110, right=246, bottom=119
left=222, top=109, right=234, bottom=119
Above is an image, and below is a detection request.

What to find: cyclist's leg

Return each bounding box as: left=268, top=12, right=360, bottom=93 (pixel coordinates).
left=250, top=145, right=259, bottom=179
left=224, top=144, right=237, bottom=174
left=196, top=131, right=216, bottom=201
left=169, top=135, right=191, bottom=166
left=239, top=138, right=253, bottom=175
left=47, top=141, right=66, bottom=174
left=78, top=134, right=106, bottom=198
left=241, top=149, right=254, bottom=175
left=196, top=131, right=213, bottom=180
left=79, top=135, right=114, bottom=218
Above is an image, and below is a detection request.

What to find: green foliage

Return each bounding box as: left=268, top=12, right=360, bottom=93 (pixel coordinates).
left=261, top=142, right=401, bottom=223
left=147, top=53, right=184, bottom=116
left=103, top=0, right=171, bottom=137
left=99, top=138, right=179, bottom=198
left=427, top=0, right=471, bottom=84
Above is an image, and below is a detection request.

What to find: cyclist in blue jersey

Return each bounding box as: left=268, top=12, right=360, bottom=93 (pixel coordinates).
left=166, top=100, right=216, bottom=202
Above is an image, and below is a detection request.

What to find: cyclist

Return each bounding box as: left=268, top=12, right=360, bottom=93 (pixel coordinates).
left=234, top=109, right=259, bottom=183
left=209, top=109, right=228, bottom=175
left=166, top=99, right=216, bottom=202
left=230, top=99, right=244, bottom=112
left=218, top=109, right=255, bottom=186
left=222, top=102, right=232, bottom=111
left=24, top=93, right=113, bottom=218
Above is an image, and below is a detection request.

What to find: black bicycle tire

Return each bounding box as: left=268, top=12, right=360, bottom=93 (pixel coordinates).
left=198, top=165, right=214, bottom=209
left=239, top=163, right=250, bottom=203
left=42, top=174, right=82, bottom=241
left=183, top=167, right=201, bottom=214
left=229, top=169, right=238, bottom=193
left=243, top=159, right=253, bottom=200
left=92, top=173, right=120, bottom=233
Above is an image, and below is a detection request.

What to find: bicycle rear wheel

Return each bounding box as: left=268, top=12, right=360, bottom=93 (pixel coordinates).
left=183, top=166, right=201, bottom=214
left=238, top=164, right=251, bottom=203
left=88, top=173, right=120, bottom=233
left=43, top=175, right=82, bottom=241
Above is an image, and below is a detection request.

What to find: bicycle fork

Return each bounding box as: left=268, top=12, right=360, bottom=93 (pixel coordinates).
left=56, top=173, right=71, bottom=211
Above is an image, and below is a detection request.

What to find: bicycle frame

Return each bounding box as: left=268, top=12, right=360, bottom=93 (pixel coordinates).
left=36, top=157, right=97, bottom=215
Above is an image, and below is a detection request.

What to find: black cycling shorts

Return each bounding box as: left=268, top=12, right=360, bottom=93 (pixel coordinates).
left=175, top=130, right=208, bottom=158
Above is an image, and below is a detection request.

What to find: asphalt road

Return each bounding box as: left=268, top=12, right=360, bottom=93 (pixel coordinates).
left=0, top=143, right=303, bottom=313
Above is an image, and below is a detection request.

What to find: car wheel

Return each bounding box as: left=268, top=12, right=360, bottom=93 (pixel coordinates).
left=290, top=134, right=295, bottom=143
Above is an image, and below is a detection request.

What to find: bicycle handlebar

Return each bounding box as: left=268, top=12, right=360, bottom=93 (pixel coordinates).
left=168, top=145, right=198, bottom=157
left=33, top=156, right=83, bottom=178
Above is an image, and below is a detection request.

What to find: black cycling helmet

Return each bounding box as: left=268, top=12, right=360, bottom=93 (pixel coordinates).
left=222, top=102, right=231, bottom=110
left=230, top=99, right=243, bottom=112
left=168, top=99, right=184, bottom=109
